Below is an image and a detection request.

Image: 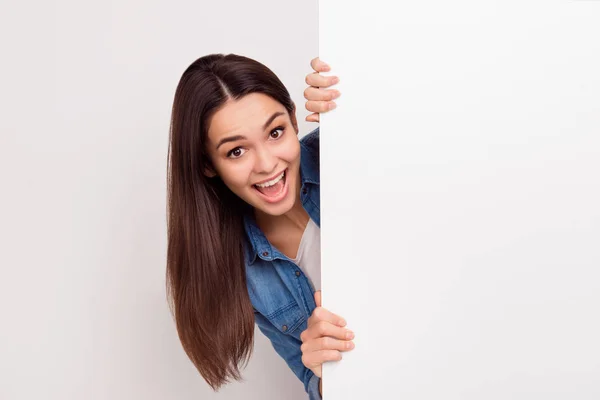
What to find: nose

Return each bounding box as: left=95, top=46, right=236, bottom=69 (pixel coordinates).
left=254, top=145, right=278, bottom=176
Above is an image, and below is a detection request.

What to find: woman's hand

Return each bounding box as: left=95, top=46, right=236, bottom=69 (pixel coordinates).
left=300, top=290, right=355, bottom=379
left=304, top=57, right=341, bottom=123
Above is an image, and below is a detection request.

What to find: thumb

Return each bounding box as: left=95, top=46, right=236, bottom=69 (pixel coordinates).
left=314, top=290, right=322, bottom=307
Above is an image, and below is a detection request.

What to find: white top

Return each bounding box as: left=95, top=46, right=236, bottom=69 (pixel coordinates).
left=291, top=218, right=321, bottom=291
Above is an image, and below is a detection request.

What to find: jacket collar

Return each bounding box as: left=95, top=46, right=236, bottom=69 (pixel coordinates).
left=243, top=136, right=319, bottom=265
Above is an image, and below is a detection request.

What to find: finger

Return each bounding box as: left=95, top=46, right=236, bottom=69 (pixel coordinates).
left=302, top=320, right=354, bottom=342
left=305, top=73, right=340, bottom=88
left=302, top=349, right=343, bottom=369
left=310, top=364, right=322, bottom=379
left=305, top=113, right=319, bottom=122
left=302, top=351, right=343, bottom=370
left=305, top=113, right=319, bottom=123
left=308, top=306, right=346, bottom=328
left=301, top=336, right=355, bottom=353
left=310, top=57, right=331, bottom=73
left=304, top=86, right=341, bottom=102
left=305, top=100, right=337, bottom=114
left=314, top=290, right=321, bottom=308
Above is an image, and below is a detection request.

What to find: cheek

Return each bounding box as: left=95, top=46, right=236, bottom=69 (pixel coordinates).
left=215, top=160, right=253, bottom=191
left=282, top=139, right=301, bottom=163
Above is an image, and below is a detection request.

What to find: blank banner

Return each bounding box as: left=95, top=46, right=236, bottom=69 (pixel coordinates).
left=319, top=1, right=600, bottom=399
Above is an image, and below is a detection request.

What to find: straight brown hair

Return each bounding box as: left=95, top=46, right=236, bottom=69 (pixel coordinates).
left=166, top=54, right=296, bottom=390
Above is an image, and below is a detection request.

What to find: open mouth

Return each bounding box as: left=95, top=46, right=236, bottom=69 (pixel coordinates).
left=253, top=168, right=288, bottom=203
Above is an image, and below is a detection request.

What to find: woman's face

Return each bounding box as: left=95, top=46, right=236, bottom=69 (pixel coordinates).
left=205, top=93, right=301, bottom=216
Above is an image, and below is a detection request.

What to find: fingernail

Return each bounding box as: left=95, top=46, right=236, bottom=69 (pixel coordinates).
left=346, top=330, right=354, bottom=340
left=322, top=63, right=331, bottom=71
left=332, top=90, right=341, bottom=99
left=339, top=318, right=347, bottom=326
left=328, top=102, right=337, bottom=110
left=346, top=341, right=355, bottom=349
left=332, top=77, right=340, bottom=84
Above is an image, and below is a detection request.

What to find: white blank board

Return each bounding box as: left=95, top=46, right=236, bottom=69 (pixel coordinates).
left=319, top=1, right=600, bottom=399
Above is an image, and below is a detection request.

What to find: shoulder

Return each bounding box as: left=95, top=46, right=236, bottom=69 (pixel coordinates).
left=300, top=126, right=319, bottom=156
left=299, top=126, right=320, bottom=175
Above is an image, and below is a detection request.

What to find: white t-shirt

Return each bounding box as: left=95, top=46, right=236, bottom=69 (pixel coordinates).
left=291, top=218, right=321, bottom=291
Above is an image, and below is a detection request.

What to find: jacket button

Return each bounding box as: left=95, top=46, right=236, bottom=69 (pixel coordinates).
left=295, top=271, right=301, bottom=277
left=282, top=325, right=288, bottom=332
left=262, top=251, right=269, bottom=257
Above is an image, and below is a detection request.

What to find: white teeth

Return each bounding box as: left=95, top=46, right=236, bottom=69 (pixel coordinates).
left=255, top=171, right=285, bottom=188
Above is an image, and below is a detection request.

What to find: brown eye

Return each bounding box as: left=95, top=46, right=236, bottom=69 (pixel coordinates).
left=227, top=147, right=246, bottom=159
left=270, top=127, right=284, bottom=139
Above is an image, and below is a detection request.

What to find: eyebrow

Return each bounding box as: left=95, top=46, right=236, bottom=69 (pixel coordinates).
left=215, top=111, right=286, bottom=150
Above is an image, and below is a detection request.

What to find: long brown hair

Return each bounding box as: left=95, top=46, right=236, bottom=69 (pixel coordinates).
left=166, top=54, right=296, bottom=390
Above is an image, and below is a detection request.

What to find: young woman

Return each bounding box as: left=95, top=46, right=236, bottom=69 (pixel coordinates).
left=166, top=53, right=353, bottom=400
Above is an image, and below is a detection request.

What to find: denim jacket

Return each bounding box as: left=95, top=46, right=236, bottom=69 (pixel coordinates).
left=243, top=126, right=322, bottom=400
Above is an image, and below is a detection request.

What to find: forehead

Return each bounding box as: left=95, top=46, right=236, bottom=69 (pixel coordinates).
left=207, top=93, right=286, bottom=140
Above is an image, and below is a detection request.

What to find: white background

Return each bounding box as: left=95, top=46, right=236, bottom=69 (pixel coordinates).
left=320, top=1, right=600, bottom=399
left=0, top=1, right=317, bottom=399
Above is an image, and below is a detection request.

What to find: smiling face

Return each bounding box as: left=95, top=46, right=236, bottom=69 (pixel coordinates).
left=205, top=92, right=301, bottom=216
